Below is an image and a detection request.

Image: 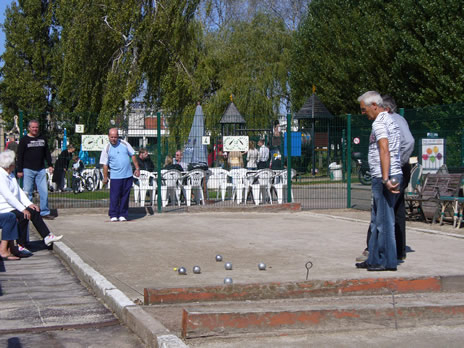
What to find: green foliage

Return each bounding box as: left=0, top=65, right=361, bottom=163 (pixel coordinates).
left=0, top=0, right=58, bottom=122
left=291, top=0, right=464, bottom=115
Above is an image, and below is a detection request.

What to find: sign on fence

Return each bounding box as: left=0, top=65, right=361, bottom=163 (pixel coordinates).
left=421, top=138, right=445, bottom=174
left=284, top=132, right=302, bottom=156
left=82, top=135, right=109, bottom=151
left=223, top=136, right=249, bottom=152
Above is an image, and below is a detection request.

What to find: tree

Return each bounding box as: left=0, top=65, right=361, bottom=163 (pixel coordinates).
left=0, top=0, right=58, bottom=124
left=290, top=0, right=464, bottom=115
left=199, top=13, right=293, bottom=129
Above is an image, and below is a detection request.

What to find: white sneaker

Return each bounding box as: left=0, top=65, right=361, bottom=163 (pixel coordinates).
left=110, top=217, right=118, bottom=222
left=356, top=250, right=369, bottom=262
left=44, top=234, right=63, bottom=246
left=118, top=216, right=127, bottom=222
left=18, top=245, right=33, bottom=257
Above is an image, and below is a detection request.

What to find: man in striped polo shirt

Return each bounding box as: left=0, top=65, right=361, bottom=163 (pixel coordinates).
left=356, top=91, right=402, bottom=272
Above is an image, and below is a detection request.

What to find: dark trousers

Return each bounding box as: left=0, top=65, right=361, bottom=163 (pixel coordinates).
left=53, top=170, right=66, bottom=190
left=12, top=208, right=51, bottom=246
left=257, top=161, right=268, bottom=169
left=366, top=163, right=411, bottom=259
left=109, top=177, right=133, bottom=219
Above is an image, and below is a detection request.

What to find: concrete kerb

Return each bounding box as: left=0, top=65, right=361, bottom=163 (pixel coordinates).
left=53, top=242, right=188, bottom=348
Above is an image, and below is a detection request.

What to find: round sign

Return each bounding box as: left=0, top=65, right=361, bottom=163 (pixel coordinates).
left=353, top=137, right=360, bottom=145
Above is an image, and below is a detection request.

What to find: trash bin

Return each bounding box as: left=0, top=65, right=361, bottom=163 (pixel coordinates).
left=329, top=162, right=343, bottom=181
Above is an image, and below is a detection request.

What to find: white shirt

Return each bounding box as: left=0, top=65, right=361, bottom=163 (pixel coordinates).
left=0, top=167, right=33, bottom=213
left=246, top=148, right=259, bottom=168
left=390, top=112, right=415, bottom=166
left=368, top=112, right=402, bottom=178
left=258, top=145, right=269, bottom=162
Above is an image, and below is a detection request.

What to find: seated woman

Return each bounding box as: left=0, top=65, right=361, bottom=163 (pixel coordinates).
left=0, top=150, right=63, bottom=256
left=0, top=212, right=20, bottom=261
left=163, top=155, right=183, bottom=172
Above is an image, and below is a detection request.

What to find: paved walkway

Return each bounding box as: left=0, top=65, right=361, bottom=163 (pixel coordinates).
left=0, top=236, right=144, bottom=347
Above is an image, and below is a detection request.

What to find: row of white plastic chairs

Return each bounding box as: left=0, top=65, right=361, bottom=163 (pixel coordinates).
left=133, top=168, right=297, bottom=207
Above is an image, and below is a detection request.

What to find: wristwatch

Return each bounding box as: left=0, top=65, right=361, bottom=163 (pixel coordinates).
left=382, top=178, right=389, bottom=185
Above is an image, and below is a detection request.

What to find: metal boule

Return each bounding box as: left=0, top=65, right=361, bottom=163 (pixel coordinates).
left=178, top=267, right=187, bottom=275
left=193, top=266, right=201, bottom=274
left=215, top=255, right=223, bottom=262
left=224, top=262, right=233, bottom=270
left=224, top=277, right=233, bottom=284
left=258, top=263, right=266, bottom=271
left=390, top=177, right=399, bottom=185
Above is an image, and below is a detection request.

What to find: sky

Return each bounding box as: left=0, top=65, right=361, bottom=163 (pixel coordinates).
left=0, top=1, right=12, bottom=57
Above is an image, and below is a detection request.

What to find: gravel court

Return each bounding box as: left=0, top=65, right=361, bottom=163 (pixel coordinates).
left=45, top=210, right=464, bottom=304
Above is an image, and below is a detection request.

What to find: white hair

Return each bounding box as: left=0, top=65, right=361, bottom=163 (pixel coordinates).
left=381, top=95, right=397, bottom=113
left=357, top=91, right=383, bottom=106
left=0, top=150, right=16, bottom=169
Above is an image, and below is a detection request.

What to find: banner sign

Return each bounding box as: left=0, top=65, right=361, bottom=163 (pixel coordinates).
left=421, top=138, right=445, bottom=174
left=223, top=136, right=249, bottom=152
left=82, top=135, right=109, bottom=151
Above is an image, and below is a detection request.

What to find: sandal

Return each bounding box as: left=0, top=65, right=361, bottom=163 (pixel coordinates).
left=0, top=253, right=21, bottom=261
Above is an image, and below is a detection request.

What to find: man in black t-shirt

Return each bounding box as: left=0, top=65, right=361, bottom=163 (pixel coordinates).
left=16, top=120, right=55, bottom=219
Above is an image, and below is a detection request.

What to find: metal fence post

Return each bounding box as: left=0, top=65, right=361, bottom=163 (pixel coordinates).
left=399, top=108, right=404, bottom=117
left=156, top=112, right=162, bottom=213
left=19, top=110, right=24, bottom=138
left=347, top=114, right=352, bottom=208
left=342, top=129, right=346, bottom=181
left=286, top=113, right=292, bottom=203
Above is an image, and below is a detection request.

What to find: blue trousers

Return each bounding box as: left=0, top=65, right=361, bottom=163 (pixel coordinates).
left=109, top=177, right=133, bottom=219
left=367, top=175, right=403, bottom=269
left=0, top=212, right=19, bottom=241
left=23, top=168, right=50, bottom=216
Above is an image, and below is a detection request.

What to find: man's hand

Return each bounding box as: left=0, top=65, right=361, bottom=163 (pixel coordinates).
left=22, top=209, right=31, bottom=220
left=385, top=180, right=400, bottom=194
left=134, top=168, right=140, bottom=177
left=28, top=204, right=40, bottom=211
left=17, top=172, right=23, bottom=178
left=102, top=178, right=109, bottom=186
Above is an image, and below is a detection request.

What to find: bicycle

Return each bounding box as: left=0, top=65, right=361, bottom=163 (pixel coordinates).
left=72, top=169, right=95, bottom=194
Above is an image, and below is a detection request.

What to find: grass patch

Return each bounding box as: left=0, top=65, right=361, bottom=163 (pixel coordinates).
left=50, top=190, right=110, bottom=200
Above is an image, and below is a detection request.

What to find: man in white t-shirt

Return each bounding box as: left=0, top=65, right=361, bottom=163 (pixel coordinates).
left=355, top=91, right=402, bottom=272
left=100, top=128, right=140, bottom=222
left=257, top=139, right=269, bottom=169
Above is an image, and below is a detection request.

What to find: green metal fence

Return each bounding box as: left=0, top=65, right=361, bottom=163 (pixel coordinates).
left=9, top=102, right=464, bottom=212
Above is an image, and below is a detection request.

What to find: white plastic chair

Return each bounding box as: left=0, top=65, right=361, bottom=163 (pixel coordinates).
left=272, top=169, right=296, bottom=204
left=46, top=168, right=55, bottom=191
left=179, top=169, right=205, bottom=206
left=133, top=170, right=157, bottom=206
left=93, top=167, right=104, bottom=190
left=161, top=169, right=182, bottom=207
left=228, top=168, right=250, bottom=204
left=251, top=169, right=274, bottom=205
left=207, top=167, right=229, bottom=201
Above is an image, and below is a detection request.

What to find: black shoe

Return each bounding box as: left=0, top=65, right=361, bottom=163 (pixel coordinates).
left=367, top=265, right=397, bottom=271
left=355, top=261, right=369, bottom=269
left=42, top=215, right=55, bottom=220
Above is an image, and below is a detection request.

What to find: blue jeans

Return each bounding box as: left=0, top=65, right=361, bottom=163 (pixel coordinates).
left=0, top=212, right=19, bottom=241
left=23, top=168, right=50, bottom=217
left=367, top=175, right=403, bottom=269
